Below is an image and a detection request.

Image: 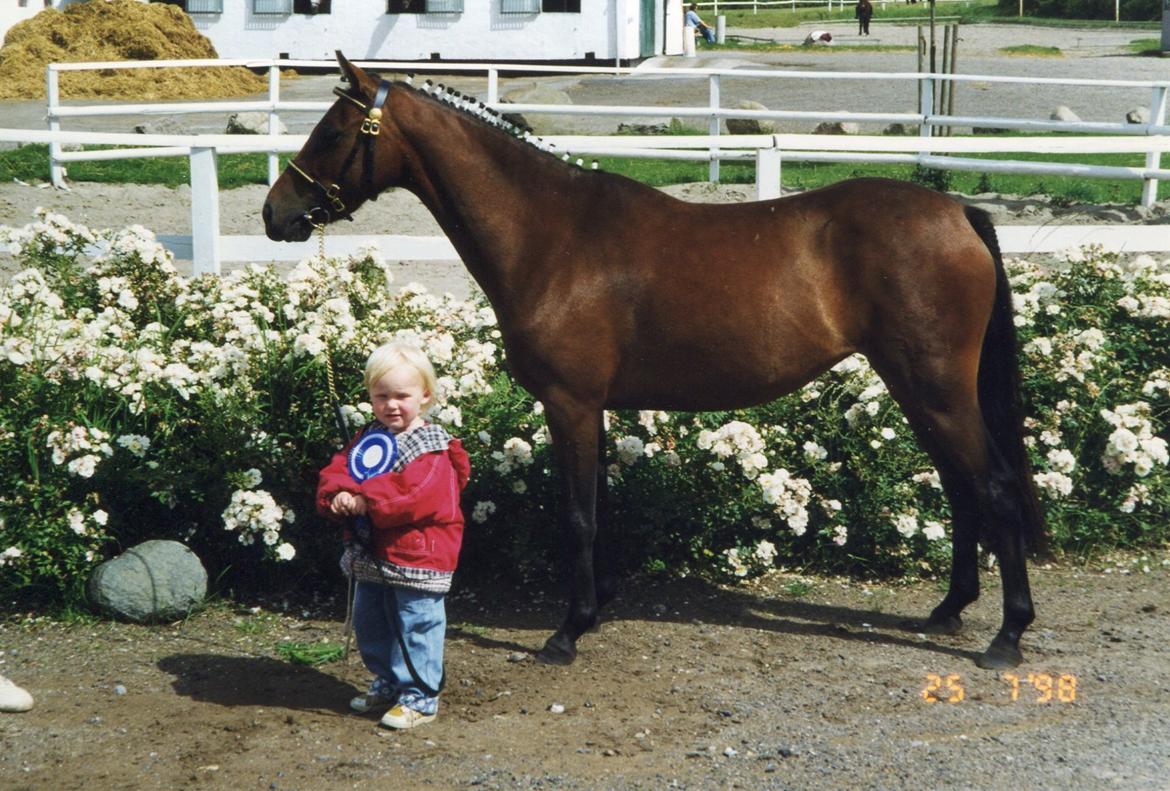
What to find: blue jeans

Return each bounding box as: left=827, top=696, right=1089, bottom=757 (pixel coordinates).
left=353, top=581, right=446, bottom=715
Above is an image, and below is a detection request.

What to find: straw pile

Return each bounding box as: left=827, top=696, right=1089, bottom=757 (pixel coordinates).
left=0, top=0, right=267, bottom=100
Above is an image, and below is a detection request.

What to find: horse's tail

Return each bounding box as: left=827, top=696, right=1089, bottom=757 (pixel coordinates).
left=965, top=205, right=1049, bottom=556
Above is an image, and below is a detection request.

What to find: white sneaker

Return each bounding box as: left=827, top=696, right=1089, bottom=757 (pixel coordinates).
left=379, top=704, right=436, bottom=730
left=0, top=675, right=33, bottom=713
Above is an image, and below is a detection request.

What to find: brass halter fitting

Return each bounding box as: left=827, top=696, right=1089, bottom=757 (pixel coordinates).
left=287, top=159, right=347, bottom=225
left=333, top=86, right=386, bottom=136
left=362, top=107, right=383, bottom=136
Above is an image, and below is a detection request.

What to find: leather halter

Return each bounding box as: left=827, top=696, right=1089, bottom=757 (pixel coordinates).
left=287, top=78, right=392, bottom=227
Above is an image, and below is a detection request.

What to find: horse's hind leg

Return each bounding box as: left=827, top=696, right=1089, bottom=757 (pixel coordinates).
left=873, top=357, right=1034, bottom=668
left=593, top=421, right=619, bottom=614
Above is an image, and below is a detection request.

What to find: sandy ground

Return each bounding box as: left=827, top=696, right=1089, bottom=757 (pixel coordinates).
left=2, top=560, right=1169, bottom=790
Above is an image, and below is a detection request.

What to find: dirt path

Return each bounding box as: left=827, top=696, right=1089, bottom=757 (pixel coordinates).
left=2, top=557, right=1168, bottom=790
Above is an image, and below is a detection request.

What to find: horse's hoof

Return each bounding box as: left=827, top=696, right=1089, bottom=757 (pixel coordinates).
left=535, top=636, right=577, bottom=666
left=976, top=642, right=1023, bottom=670
left=900, top=614, right=962, bottom=635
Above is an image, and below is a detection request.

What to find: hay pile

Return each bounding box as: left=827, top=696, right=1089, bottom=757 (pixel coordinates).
left=0, top=0, right=267, bottom=100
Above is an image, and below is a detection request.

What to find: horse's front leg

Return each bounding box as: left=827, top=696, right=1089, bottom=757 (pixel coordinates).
left=536, top=400, right=602, bottom=665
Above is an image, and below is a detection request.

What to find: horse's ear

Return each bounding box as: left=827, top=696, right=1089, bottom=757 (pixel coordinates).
left=336, top=51, right=369, bottom=95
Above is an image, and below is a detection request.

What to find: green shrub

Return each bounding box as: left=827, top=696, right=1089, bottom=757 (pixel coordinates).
left=2, top=212, right=1169, bottom=609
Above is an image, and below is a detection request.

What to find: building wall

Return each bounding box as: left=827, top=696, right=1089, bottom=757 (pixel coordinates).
left=190, top=0, right=648, bottom=62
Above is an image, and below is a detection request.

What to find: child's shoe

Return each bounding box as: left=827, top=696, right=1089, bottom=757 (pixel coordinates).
left=349, top=679, right=396, bottom=713
left=380, top=704, right=436, bottom=729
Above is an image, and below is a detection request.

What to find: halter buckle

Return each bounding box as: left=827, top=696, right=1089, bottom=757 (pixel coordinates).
left=361, top=108, right=383, bottom=136
left=326, top=184, right=346, bottom=214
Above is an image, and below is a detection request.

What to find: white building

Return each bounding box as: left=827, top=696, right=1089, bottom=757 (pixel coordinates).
left=2, top=0, right=686, bottom=66
left=166, top=0, right=682, bottom=63
left=1, top=0, right=58, bottom=42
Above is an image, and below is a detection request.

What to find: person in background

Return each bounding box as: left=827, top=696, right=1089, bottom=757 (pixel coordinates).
left=685, top=3, right=716, bottom=45
left=856, top=0, right=874, bottom=36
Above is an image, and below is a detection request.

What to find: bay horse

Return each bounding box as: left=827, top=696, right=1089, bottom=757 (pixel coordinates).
left=263, top=53, right=1047, bottom=671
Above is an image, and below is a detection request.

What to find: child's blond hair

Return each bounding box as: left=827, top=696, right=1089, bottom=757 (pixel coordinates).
left=364, top=341, right=439, bottom=412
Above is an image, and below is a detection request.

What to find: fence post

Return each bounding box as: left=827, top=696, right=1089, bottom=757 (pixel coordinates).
left=487, top=68, right=499, bottom=106
left=46, top=65, right=65, bottom=188
left=1141, top=85, right=1167, bottom=208
left=755, top=145, right=781, bottom=200
left=190, top=147, right=222, bottom=277
left=919, top=75, right=935, bottom=140
left=268, top=64, right=281, bottom=186
left=708, top=73, right=721, bottom=183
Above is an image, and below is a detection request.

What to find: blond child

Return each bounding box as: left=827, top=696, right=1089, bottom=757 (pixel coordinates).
left=317, top=341, right=471, bottom=729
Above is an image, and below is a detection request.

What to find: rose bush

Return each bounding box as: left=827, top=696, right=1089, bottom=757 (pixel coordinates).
left=2, top=211, right=1168, bottom=608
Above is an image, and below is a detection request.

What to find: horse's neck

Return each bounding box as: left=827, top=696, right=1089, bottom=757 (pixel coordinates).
left=392, top=92, right=575, bottom=306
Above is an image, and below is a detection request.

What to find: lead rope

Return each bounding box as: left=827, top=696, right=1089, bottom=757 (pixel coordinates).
left=313, top=221, right=358, bottom=662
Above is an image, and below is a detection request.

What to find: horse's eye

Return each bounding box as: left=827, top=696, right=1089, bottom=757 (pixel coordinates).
left=316, top=126, right=341, bottom=146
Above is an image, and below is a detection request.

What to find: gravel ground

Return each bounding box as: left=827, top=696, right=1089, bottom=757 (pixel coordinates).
left=2, top=560, right=1169, bottom=790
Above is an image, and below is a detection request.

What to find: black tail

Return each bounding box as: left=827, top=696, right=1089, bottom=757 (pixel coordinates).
left=965, top=206, right=1049, bottom=557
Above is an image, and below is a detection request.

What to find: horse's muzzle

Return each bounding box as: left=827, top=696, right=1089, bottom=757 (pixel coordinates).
left=262, top=200, right=313, bottom=243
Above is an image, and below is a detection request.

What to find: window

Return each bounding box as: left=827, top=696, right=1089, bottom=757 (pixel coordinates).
left=253, top=0, right=292, bottom=14
left=293, top=0, right=332, bottom=12
left=541, top=0, right=580, bottom=10
left=501, top=0, right=540, bottom=12
left=185, top=0, right=224, bottom=13
left=387, top=0, right=464, bottom=12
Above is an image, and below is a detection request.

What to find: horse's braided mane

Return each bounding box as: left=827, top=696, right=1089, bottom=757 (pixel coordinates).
left=390, top=74, right=600, bottom=173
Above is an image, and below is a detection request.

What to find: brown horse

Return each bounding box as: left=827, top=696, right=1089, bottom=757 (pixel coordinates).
left=264, top=53, right=1047, bottom=671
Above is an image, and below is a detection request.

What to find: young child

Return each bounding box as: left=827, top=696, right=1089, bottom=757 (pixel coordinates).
left=317, top=341, right=471, bottom=730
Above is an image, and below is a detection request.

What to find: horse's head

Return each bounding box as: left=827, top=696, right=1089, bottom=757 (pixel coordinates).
left=263, top=52, right=406, bottom=242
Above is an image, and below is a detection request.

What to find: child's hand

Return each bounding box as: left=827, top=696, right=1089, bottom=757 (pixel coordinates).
left=330, top=492, right=369, bottom=516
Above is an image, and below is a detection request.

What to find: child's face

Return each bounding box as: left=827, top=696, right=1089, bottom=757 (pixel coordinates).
left=369, top=363, right=430, bottom=433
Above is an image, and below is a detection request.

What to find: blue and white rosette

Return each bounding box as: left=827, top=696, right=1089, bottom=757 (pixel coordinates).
left=345, top=426, right=399, bottom=544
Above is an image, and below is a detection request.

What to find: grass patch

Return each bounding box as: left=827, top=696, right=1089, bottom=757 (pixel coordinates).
left=2, top=133, right=1147, bottom=207
left=0, top=144, right=282, bottom=189
left=450, top=621, right=491, bottom=637
left=597, top=142, right=1145, bottom=205
left=783, top=580, right=814, bottom=597
left=998, top=44, right=1062, bottom=56
left=274, top=640, right=346, bottom=666
left=1128, top=37, right=1165, bottom=56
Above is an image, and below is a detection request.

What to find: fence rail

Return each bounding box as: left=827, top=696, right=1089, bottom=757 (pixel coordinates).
left=43, top=58, right=1170, bottom=204
left=9, top=57, right=1167, bottom=273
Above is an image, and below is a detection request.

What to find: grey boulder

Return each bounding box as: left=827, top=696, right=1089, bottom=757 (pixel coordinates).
left=87, top=540, right=207, bottom=623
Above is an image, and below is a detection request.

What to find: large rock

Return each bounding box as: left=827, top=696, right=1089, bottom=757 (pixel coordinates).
left=87, top=540, right=207, bottom=623
left=225, top=111, right=288, bottom=135
left=499, top=85, right=573, bottom=134
left=726, top=100, right=775, bottom=135
left=1125, top=106, right=1150, bottom=125
left=1049, top=105, right=1081, bottom=123
left=134, top=117, right=188, bottom=136
left=813, top=120, right=860, bottom=135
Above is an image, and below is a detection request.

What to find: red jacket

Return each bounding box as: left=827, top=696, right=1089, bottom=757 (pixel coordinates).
left=316, top=429, right=472, bottom=572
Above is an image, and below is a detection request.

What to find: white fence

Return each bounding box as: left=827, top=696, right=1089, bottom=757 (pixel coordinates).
left=7, top=57, right=1168, bottom=273
left=43, top=58, right=1170, bottom=202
